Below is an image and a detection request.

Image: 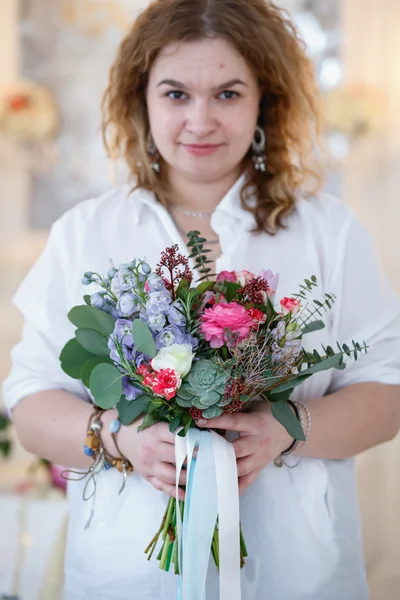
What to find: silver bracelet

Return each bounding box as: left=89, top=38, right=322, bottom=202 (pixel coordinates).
left=274, top=401, right=311, bottom=468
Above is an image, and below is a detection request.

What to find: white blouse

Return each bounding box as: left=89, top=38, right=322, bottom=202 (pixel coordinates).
left=3, top=175, right=400, bottom=600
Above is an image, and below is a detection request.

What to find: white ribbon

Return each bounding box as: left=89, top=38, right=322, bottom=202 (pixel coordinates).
left=175, top=429, right=241, bottom=600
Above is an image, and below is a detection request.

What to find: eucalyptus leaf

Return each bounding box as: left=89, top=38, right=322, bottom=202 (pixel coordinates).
left=196, top=281, right=215, bottom=294
left=299, top=353, right=343, bottom=376
left=76, top=329, right=110, bottom=357
left=271, top=400, right=305, bottom=441
left=84, top=295, right=91, bottom=306
left=0, top=440, right=11, bottom=458
left=301, top=320, right=325, bottom=335
left=269, top=374, right=311, bottom=395
left=89, top=363, right=123, bottom=409
left=60, top=338, right=95, bottom=378
left=223, top=282, right=241, bottom=303
left=118, top=395, right=151, bottom=426
left=81, top=357, right=113, bottom=388
left=169, top=416, right=182, bottom=433
left=132, top=319, right=156, bottom=359
left=68, top=305, right=115, bottom=336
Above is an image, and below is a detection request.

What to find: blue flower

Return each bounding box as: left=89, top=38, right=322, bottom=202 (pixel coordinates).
left=146, top=291, right=172, bottom=315
left=113, top=319, right=134, bottom=347
left=117, top=293, right=139, bottom=317
left=146, top=273, right=166, bottom=292
left=122, top=376, right=143, bottom=401
left=112, top=265, right=137, bottom=293
left=90, top=292, right=107, bottom=309
left=107, top=336, right=121, bottom=364
left=167, top=300, right=186, bottom=327
left=147, top=313, right=167, bottom=332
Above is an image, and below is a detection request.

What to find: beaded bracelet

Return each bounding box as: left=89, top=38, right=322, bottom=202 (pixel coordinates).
left=273, top=400, right=311, bottom=468
left=84, top=407, right=133, bottom=494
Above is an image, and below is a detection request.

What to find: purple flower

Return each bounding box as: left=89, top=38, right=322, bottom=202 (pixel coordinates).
left=107, top=337, right=121, bottom=364
left=147, top=313, right=166, bottom=332
left=259, top=269, right=279, bottom=301
left=167, top=300, right=186, bottom=327
left=146, top=291, right=172, bottom=315
left=117, top=293, right=139, bottom=317
left=112, top=265, right=137, bottom=293
left=113, top=319, right=133, bottom=347
left=146, top=273, right=166, bottom=292
left=156, top=325, right=186, bottom=349
left=122, top=376, right=143, bottom=401
left=90, top=292, right=107, bottom=309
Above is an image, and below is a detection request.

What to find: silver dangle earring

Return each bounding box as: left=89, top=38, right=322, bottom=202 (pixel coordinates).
left=147, top=132, right=160, bottom=173
left=252, top=125, right=267, bottom=172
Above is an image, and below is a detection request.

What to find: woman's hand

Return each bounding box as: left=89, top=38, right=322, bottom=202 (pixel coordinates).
left=196, top=402, right=293, bottom=494
left=114, top=414, right=186, bottom=500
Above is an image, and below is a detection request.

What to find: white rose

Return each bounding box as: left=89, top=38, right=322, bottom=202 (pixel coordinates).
left=151, top=343, right=194, bottom=377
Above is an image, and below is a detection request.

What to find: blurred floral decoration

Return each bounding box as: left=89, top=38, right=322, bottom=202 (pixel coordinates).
left=0, top=81, right=58, bottom=142
left=322, top=84, right=387, bottom=138
left=0, top=411, right=12, bottom=458
left=0, top=80, right=60, bottom=175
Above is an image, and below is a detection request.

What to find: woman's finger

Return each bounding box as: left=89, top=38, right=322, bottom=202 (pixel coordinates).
left=237, top=456, right=256, bottom=477
left=148, top=476, right=185, bottom=500
left=238, top=469, right=260, bottom=495
left=232, top=436, right=256, bottom=458
left=155, top=462, right=187, bottom=487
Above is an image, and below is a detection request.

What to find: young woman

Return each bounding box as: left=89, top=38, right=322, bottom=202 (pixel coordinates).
left=3, top=1, right=400, bottom=598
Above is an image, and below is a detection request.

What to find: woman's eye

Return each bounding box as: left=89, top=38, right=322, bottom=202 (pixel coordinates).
left=219, top=90, right=239, bottom=100
left=167, top=90, right=188, bottom=101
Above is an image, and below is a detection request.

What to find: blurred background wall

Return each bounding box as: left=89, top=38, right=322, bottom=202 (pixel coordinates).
left=0, top=1, right=399, bottom=598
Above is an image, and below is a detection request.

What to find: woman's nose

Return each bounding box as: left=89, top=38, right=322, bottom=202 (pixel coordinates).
left=185, top=100, right=217, bottom=138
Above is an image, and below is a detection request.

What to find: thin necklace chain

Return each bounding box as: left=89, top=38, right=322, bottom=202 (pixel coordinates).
left=166, top=206, right=220, bottom=246
left=172, top=204, right=215, bottom=219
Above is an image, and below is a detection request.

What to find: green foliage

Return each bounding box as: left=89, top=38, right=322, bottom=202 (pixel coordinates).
left=89, top=363, right=123, bottom=409
left=292, top=276, right=318, bottom=301
left=68, top=304, right=115, bottom=336
left=270, top=400, right=306, bottom=441
left=117, top=395, right=151, bottom=426
left=60, top=338, right=95, bottom=379
left=75, top=329, right=110, bottom=357
left=132, top=319, right=157, bottom=359
left=186, top=230, right=215, bottom=281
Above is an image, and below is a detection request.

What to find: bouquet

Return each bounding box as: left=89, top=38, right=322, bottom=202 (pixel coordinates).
left=60, top=230, right=367, bottom=577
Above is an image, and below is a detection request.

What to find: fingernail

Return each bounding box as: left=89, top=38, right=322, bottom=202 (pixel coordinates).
left=196, top=419, right=207, bottom=426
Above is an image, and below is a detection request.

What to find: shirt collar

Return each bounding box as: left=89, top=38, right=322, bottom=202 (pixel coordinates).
left=128, top=172, right=255, bottom=227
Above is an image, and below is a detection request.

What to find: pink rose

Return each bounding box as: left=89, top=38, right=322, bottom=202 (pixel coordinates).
left=151, top=368, right=181, bottom=401
left=200, top=302, right=254, bottom=348
left=216, top=270, right=237, bottom=283
left=235, top=270, right=255, bottom=286
left=259, top=269, right=279, bottom=300
left=280, top=297, right=302, bottom=316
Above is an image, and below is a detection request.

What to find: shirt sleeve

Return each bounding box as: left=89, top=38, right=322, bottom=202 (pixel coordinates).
left=328, top=209, right=400, bottom=392
left=2, top=214, right=90, bottom=417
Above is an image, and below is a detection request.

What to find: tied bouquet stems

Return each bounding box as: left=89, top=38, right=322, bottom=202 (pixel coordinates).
left=60, top=230, right=367, bottom=572
left=145, top=498, right=248, bottom=573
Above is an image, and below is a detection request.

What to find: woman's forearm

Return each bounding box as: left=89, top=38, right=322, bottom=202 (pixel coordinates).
left=296, top=382, right=400, bottom=460
left=11, top=389, right=119, bottom=469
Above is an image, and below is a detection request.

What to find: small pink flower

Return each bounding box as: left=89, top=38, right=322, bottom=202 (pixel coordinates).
left=280, top=297, right=302, bottom=316
left=247, top=308, right=267, bottom=330
left=216, top=270, right=237, bottom=283
left=235, top=270, right=255, bottom=286
left=151, top=368, right=181, bottom=401
left=200, top=302, right=254, bottom=348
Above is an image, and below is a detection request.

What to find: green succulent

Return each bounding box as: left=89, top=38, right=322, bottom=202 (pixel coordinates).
left=176, top=359, right=229, bottom=418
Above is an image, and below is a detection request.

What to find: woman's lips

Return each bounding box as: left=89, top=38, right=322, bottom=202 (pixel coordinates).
left=182, top=143, right=223, bottom=156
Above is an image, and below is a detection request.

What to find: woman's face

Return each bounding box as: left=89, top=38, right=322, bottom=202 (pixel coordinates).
left=146, top=37, right=261, bottom=184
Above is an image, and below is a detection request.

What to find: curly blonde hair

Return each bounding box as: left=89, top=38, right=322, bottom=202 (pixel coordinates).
left=102, top=0, right=324, bottom=234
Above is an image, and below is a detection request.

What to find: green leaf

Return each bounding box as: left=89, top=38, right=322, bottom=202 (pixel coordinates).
left=84, top=295, right=91, bottom=306
left=299, top=353, right=343, bottom=376
left=264, top=388, right=293, bottom=403
left=60, top=338, right=96, bottom=378
left=89, top=363, right=123, bottom=409
left=269, top=374, right=311, bottom=395
left=224, top=282, right=241, bottom=303
left=0, top=414, right=10, bottom=430
left=0, top=440, right=12, bottom=458
left=132, top=319, right=156, bottom=359
left=117, top=395, right=151, bottom=426
left=68, top=305, right=115, bottom=336
left=271, top=400, right=305, bottom=441
left=76, top=329, right=110, bottom=357
left=301, top=320, right=325, bottom=335
left=169, top=415, right=182, bottom=433
left=137, top=412, right=159, bottom=432
left=196, top=281, right=215, bottom=294
left=81, top=357, right=113, bottom=388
